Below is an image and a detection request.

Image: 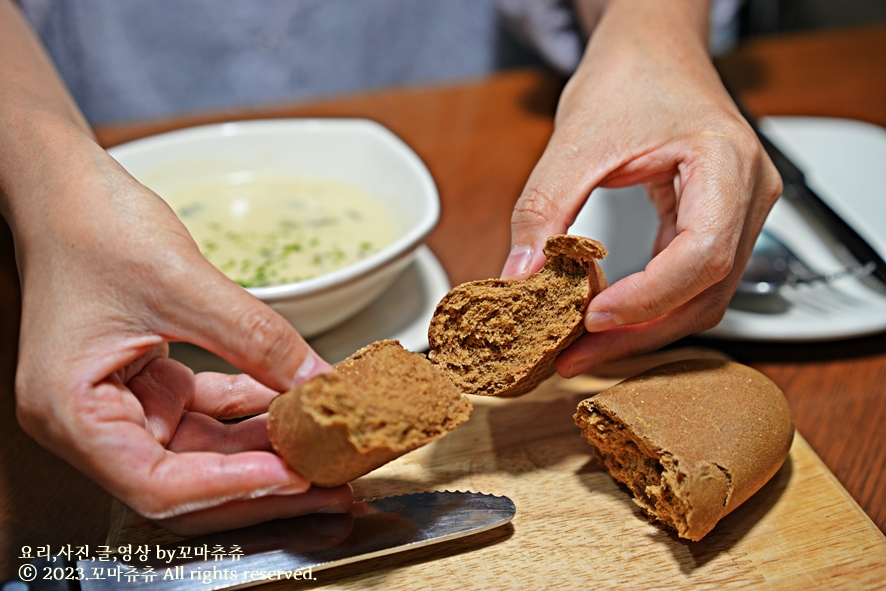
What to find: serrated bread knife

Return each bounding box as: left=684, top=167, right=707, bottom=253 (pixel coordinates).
left=65, top=491, right=514, bottom=591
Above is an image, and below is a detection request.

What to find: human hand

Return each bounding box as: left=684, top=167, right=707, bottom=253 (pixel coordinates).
left=501, top=0, right=782, bottom=375
left=6, top=127, right=351, bottom=536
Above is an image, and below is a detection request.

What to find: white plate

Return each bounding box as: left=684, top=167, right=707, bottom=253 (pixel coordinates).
left=568, top=116, right=886, bottom=342
left=169, top=245, right=450, bottom=370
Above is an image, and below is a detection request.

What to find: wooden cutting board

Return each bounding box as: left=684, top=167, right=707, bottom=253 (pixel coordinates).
left=110, top=356, right=886, bottom=590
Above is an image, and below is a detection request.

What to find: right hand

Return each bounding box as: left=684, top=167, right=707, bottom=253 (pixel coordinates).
left=501, top=0, right=782, bottom=374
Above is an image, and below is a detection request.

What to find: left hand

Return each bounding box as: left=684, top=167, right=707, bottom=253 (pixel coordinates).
left=502, top=0, right=782, bottom=375
left=6, top=123, right=349, bottom=536
left=110, top=346, right=352, bottom=535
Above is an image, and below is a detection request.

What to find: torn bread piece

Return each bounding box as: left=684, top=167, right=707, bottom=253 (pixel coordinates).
left=268, top=340, right=472, bottom=487
left=574, top=359, right=794, bottom=541
left=428, top=235, right=607, bottom=397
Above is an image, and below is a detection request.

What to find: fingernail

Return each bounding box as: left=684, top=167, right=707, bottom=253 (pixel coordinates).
left=501, top=245, right=533, bottom=279
left=562, top=359, right=594, bottom=378
left=349, top=500, right=370, bottom=516
left=294, top=350, right=331, bottom=385
left=560, top=362, right=578, bottom=379
left=585, top=311, right=620, bottom=332
left=317, top=501, right=348, bottom=514
left=270, top=478, right=311, bottom=495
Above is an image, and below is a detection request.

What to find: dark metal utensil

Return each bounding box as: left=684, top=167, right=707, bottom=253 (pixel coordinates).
left=738, top=230, right=875, bottom=295
left=74, top=491, right=515, bottom=591
left=726, top=85, right=886, bottom=295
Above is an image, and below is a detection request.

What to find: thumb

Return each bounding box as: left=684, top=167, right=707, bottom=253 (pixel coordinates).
left=158, top=266, right=332, bottom=393
left=501, top=138, right=601, bottom=279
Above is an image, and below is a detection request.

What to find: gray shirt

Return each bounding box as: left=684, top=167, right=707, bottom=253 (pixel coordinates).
left=22, top=0, right=509, bottom=124
left=21, top=0, right=742, bottom=126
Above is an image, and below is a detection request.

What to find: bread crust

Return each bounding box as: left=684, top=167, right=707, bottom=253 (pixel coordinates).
left=574, top=359, right=795, bottom=541
left=268, top=340, right=472, bottom=487
left=428, top=235, right=607, bottom=397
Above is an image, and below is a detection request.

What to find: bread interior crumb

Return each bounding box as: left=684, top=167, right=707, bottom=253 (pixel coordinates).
left=429, top=255, right=587, bottom=395
left=579, top=408, right=692, bottom=535
left=303, top=343, right=472, bottom=452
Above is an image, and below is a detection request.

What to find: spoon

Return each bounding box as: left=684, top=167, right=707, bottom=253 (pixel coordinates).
left=737, top=230, right=875, bottom=295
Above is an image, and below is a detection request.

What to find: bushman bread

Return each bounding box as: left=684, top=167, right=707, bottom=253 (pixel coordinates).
left=269, top=234, right=606, bottom=485
left=428, top=234, right=607, bottom=397
left=268, top=340, right=472, bottom=487
left=574, top=359, right=794, bottom=541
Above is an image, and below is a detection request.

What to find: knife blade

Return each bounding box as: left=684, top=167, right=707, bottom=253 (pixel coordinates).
left=730, top=91, right=886, bottom=294
left=74, top=491, right=515, bottom=591
left=757, top=130, right=886, bottom=291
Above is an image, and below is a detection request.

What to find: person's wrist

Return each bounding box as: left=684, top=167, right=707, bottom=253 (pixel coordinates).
left=591, top=0, right=710, bottom=52
left=0, top=113, right=112, bottom=244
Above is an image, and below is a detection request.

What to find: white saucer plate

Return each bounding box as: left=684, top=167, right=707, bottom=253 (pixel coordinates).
left=308, top=245, right=450, bottom=362
left=568, top=116, right=886, bottom=342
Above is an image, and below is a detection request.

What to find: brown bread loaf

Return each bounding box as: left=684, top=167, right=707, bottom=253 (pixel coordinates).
left=574, top=359, right=794, bottom=541
left=428, top=235, right=607, bottom=397
left=268, top=340, right=472, bottom=487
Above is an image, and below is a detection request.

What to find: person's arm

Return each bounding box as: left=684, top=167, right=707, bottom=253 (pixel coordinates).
left=502, top=0, right=781, bottom=375
left=0, top=0, right=348, bottom=535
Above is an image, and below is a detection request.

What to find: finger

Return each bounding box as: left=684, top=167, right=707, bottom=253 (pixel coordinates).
left=557, top=279, right=736, bottom=376
left=192, top=372, right=280, bottom=419
left=502, top=137, right=604, bottom=279
left=128, top=356, right=195, bottom=447
left=502, top=126, right=685, bottom=280
left=139, top=448, right=311, bottom=520
left=148, top=249, right=331, bottom=393
left=156, top=484, right=355, bottom=537
left=167, top=413, right=273, bottom=454
left=129, top=359, right=277, bottom=451
left=113, top=342, right=170, bottom=385
left=583, top=231, right=736, bottom=332
left=644, top=179, right=679, bottom=257
left=583, top=159, right=751, bottom=332
left=71, top=380, right=309, bottom=520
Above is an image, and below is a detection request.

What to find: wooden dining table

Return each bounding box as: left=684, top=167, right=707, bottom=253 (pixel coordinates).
left=1, top=22, right=885, bottom=584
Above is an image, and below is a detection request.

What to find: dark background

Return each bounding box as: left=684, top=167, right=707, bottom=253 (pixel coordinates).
left=741, top=0, right=886, bottom=36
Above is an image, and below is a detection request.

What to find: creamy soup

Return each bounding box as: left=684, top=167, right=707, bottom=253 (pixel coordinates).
left=166, top=175, right=398, bottom=287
